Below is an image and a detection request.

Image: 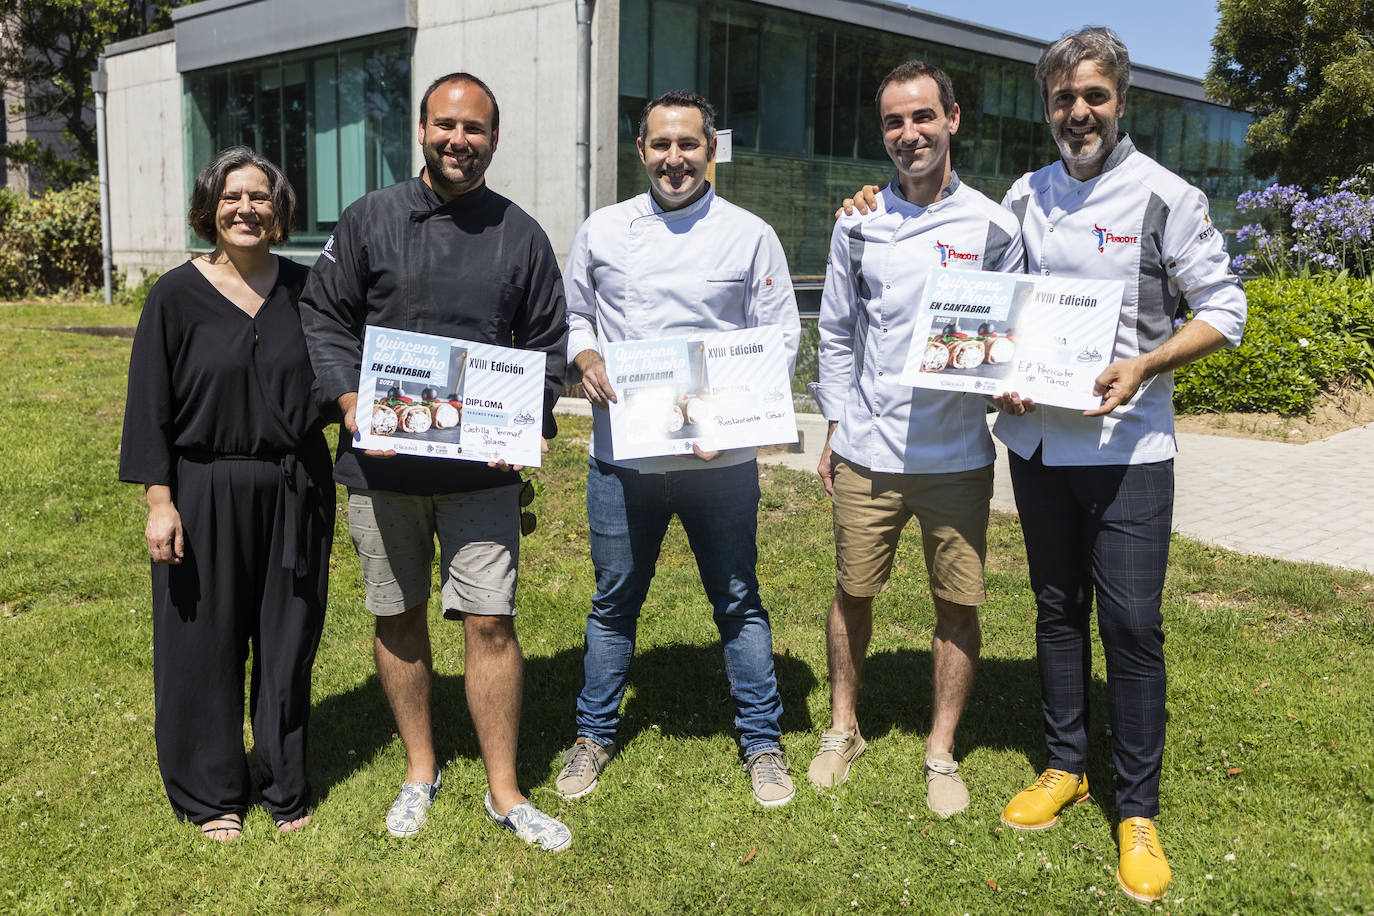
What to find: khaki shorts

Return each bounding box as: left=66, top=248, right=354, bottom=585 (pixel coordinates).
left=347, top=486, right=520, bottom=619
left=831, top=457, right=992, bottom=606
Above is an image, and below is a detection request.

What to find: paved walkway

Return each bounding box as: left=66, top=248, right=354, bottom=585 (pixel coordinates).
left=555, top=398, right=1374, bottom=574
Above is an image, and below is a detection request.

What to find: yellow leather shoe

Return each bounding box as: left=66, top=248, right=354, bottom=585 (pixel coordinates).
left=1117, top=817, right=1171, bottom=903
left=999, top=768, right=1090, bottom=830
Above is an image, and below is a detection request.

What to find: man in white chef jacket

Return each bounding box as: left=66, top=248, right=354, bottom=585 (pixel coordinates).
left=992, top=27, right=1247, bottom=905
left=554, top=89, right=802, bottom=809
left=810, top=59, right=1024, bottom=819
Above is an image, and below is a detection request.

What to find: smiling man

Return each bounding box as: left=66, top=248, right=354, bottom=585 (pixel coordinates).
left=991, top=28, right=1247, bottom=904
left=555, top=89, right=801, bottom=808
left=810, top=60, right=1023, bottom=817
left=298, top=72, right=571, bottom=851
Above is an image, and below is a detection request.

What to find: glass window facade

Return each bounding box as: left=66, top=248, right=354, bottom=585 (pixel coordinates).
left=619, top=0, right=1255, bottom=277
left=183, top=33, right=411, bottom=248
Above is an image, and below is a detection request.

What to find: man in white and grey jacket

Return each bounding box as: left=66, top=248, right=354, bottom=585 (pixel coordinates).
left=554, top=89, right=802, bottom=808
left=992, top=28, right=1247, bottom=905
left=810, top=60, right=1024, bottom=818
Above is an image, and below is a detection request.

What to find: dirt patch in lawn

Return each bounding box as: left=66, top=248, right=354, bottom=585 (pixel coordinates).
left=1175, top=385, right=1374, bottom=442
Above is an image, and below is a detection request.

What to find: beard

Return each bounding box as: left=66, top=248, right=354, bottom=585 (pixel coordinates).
left=1053, top=120, right=1119, bottom=177
left=422, top=141, right=489, bottom=197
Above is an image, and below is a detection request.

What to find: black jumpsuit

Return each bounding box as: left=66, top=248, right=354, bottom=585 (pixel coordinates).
left=119, top=259, right=334, bottom=825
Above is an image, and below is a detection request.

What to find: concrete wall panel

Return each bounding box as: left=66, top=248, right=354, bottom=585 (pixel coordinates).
left=591, top=0, right=620, bottom=210
left=105, top=40, right=187, bottom=280
left=415, top=0, right=579, bottom=260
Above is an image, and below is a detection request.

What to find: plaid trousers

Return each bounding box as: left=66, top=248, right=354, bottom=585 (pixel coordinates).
left=1008, top=447, right=1174, bottom=820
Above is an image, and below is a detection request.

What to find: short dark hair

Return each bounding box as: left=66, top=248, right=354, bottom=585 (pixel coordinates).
left=1035, top=27, right=1131, bottom=112
left=637, top=90, right=717, bottom=144
left=874, top=60, right=956, bottom=121
left=420, top=72, right=500, bottom=131
left=187, top=146, right=295, bottom=245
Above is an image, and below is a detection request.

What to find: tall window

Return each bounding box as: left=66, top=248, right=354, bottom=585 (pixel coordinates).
left=183, top=33, right=411, bottom=246
left=619, top=0, right=1256, bottom=276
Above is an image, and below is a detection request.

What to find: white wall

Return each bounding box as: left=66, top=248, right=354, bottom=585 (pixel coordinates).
left=100, top=0, right=621, bottom=274
left=414, top=0, right=619, bottom=261
left=105, top=39, right=186, bottom=281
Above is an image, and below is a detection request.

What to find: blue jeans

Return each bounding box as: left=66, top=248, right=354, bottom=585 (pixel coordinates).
left=577, top=457, right=783, bottom=757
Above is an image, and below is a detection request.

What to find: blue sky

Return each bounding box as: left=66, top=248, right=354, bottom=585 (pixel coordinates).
left=901, top=1, right=1222, bottom=79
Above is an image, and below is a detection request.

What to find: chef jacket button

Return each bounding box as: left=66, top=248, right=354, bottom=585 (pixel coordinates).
left=873, top=412, right=880, bottom=418
left=881, top=327, right=888, bottom=333
left=1042, top=269, right=1050, bottom=275
left=878, top=370, right=884, bottom=376
left=1048, top=227, right=1054, bottom=232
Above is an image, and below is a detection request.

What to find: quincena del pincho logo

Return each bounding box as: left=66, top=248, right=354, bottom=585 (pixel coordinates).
left=1092, top=224, right=1140, bottom=253
left=934, top=240, right=980, bottom=267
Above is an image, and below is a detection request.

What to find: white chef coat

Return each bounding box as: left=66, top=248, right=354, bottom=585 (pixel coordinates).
left=565, top=186, right=801, bottom=473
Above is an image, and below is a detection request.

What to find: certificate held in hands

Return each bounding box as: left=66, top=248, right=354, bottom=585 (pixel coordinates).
left=355, top=325, right=546, bottom=466
left=898, top=269, right=1126, bottom=410
left=602, top=325, right=797, bottom=460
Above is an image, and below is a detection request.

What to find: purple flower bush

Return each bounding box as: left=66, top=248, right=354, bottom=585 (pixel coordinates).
left=1179, top=171, right=1374, bottom=416
left=1233, top=175, right=1374, bottom=277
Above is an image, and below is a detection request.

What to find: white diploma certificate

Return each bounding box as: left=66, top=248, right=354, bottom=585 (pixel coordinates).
left=898, top=270, right=1126, bottom=410
left=603, top=325, right=797, bottom=460
left=355, top=325, right=546, bottom=466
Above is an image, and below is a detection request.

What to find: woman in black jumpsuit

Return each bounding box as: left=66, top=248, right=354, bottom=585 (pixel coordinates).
left=120, top=147, right=334, bottom=840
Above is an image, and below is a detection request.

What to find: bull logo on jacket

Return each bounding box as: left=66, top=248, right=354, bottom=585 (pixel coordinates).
left=934, top=240, right=980, bottom=268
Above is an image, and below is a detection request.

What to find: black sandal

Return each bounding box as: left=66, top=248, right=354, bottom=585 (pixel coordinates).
left=274, top=814, right=310, bottom=833
left=200, top=814, right=243, bottom=841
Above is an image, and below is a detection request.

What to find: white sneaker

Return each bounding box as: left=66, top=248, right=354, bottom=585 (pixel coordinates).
left=385, top=769, right=442, bottom=837
left=484, top=793, right=572, bottom=852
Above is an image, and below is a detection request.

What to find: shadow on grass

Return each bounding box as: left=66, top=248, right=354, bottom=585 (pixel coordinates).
left=305, top=644, right=1119, bottom=817
left=305, top=643, right=818, bottom=800
left=860, top=647, right=1117, bottom=816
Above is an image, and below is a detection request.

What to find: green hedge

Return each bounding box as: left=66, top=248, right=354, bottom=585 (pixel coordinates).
left=1175, top=275, right=1374, bottom=416
left=0, top=180, right=101, bottom=298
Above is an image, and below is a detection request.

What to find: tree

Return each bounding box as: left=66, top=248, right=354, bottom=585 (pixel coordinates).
left=1, top=1, right=181, bottom=189
left=1207, top=0, right=1374, bottom=189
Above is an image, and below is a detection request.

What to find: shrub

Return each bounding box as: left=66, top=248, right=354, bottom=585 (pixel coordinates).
left=0, top=180, right=101, bottom=298
left=0, top=188, right=20, bottom=231
left=113, top=269, right=161, bottom=312
left=1175, top=275, right=1374, bottom=415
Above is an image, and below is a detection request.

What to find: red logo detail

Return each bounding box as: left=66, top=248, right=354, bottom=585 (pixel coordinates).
left=934, top=240, right=981, bottom=267
left=1092, top=224, right=1140, bottom=252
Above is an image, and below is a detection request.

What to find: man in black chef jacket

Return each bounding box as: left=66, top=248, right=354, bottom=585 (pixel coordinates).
left=299, top=72, right=571, bottom=851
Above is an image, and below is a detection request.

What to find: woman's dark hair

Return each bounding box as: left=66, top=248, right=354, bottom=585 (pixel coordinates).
left=187, top=146, right=296, bottom=245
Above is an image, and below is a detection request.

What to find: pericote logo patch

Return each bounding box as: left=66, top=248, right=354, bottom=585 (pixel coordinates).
left=1092, top=224, right=1139, bottom=253
left=934, top=240, right=981, bottom=267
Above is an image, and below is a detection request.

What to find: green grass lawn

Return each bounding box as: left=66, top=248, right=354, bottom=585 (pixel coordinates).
left=1, top=302, right=1371, bottom=914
